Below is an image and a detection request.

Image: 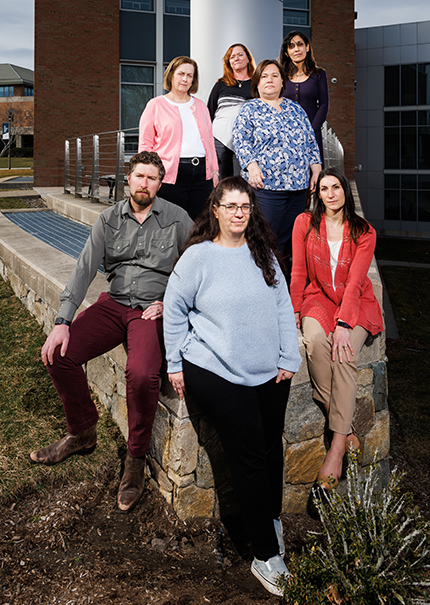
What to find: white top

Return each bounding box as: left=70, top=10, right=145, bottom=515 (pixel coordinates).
left=328, top=239, right=342, bottom=291
left=164, top=96, right=206, bottom=158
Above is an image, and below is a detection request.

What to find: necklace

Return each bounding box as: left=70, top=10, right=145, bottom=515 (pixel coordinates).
left=236, top=80, right=243, bottom=88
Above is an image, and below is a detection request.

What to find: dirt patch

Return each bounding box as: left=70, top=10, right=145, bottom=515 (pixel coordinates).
left=0, top=457, right=321, bottom=605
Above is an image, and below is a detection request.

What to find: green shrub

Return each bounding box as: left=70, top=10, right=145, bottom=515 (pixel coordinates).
left=279, top=452, right=430, bottom=604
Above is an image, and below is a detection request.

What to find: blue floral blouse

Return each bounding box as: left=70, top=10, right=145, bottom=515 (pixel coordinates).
left=232, top=97, right=321, bottom=191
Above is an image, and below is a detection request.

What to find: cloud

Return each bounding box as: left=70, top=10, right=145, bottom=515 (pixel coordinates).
left=355, top=0, right=430, bottom=28
left=0, top=0, right=34, bottom=69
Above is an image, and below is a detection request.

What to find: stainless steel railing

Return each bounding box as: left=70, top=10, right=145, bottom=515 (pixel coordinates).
left=64, top=122, right=344, bottom=205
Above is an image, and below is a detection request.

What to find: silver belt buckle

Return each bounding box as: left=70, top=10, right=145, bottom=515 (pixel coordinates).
left=191, top=157, right=199, bottom=166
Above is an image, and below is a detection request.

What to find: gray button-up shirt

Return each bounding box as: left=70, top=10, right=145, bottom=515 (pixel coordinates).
left=58, top=196, right=194, bottom=321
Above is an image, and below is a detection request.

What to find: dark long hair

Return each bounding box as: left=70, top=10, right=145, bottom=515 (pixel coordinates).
left=279, top=30, right=320, bottom=79
left=181, top=177, right=283, bottom=286
left=306, top=168, right=370, bottom=243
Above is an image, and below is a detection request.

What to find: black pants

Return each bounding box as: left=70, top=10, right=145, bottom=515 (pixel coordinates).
left=183, top=359, right=291, bottom=561
left=159, top=158, right=213, bottom=221
left=214, top=138, right=241, bottom=180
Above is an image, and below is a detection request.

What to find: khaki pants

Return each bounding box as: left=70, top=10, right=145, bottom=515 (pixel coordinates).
left=302, top=317, right=368, bottom=435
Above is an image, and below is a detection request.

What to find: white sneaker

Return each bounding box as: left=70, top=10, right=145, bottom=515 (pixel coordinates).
left=251, top=554, right=291, bottom=596
left=274, top=517, right=285, bottom=557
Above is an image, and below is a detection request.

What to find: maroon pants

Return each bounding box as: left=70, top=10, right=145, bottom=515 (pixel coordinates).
left=47, top=292, right=164, bottom=457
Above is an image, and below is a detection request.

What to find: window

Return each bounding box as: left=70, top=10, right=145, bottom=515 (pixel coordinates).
left=121, top=0, right=153, bottom=11
left=165, top=0, right=190, bottom=15
left=121, top=65, right=154, bottom=152
left=0, top=86, right=14, bottom=97
left=283, top=0, right=309, bottom=27
left=25, top=86, right=34, bottom=97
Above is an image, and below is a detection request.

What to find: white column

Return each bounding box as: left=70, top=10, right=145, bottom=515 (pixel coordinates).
left=191, top=0, right=283, bottom=102
left=155, top=0, right=164, bottom=96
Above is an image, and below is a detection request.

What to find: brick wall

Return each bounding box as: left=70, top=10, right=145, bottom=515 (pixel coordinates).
left=312, top=0, right=356, bottom=178
left=34, top=0, right=120, bottom=186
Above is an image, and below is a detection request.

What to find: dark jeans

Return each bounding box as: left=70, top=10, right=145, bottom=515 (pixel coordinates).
left=47, top=292, right=164, bottom=457
left=159, top=158, right=213, bottom=220
left=183, top=359, right=291, bottom=561
left=254, top=188, right=307, bottom=257
left=214, top=138, right=241, bottom=180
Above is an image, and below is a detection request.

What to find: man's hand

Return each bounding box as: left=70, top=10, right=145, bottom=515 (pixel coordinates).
left=141, top=301, right=163, bottom=321
left=41, top=325, right=70, bottom=366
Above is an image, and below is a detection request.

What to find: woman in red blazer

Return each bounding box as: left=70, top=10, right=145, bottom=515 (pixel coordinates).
left=290, top=167, right=383, bottom=495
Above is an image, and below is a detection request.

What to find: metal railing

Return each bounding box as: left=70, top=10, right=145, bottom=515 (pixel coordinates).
left=64, top=122, right=344, bottom=205
left=322, top=121, right=344, bottom=172
left=64, top=128, right=138, bottom=204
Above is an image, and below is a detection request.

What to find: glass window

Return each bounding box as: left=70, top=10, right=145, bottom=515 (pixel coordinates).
left=418, top=110, right=430, bottom=125
left=283, top=9, right=308, bottom=25
left=401, top=190, right=417, bottom=221
left=418, top=190, right=430, bottom=222
left=165, top=0, right=190, bottom=15
left=283, top=0, right=308, bottom=8
left=121, top=65, right=154, bottom=130
left=417, top=63, right=430, bottom=105
left=121, top=0, right=153, bottom=11
left=385, top=174, right=400, bottom=189
left=24, top=86, right=34, bottom=96
left=385, top=112, right=399, bottom=126
left=401, top=111, right=416, bottom=126
left=401, top=174, right=417, bottom=190
left=385, top=66, right=399, bottom=106
left=401, top=127, right=416, bottom=169
left=0, top=86, right=14, bottom=97
left=401, top=64, right=417, bottom=106
left=385, top=128, right=400, bottom=169
left=418, top=126, right=430, bottom=169
left=384, top=189, right=400, bottom=220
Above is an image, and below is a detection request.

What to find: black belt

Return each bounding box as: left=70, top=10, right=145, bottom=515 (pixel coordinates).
left=179, top=157, right=205, bottom=166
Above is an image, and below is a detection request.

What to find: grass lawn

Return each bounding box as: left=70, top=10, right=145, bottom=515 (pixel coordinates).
left=0, top=276, right=123, bottom=505
left=0, top=157, right=33, bottom=169
left=0, top=197, right=33, bottom=210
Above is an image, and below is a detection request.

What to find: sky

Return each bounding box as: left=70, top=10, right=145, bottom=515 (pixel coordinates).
left=0, top=0, right=428, bottom=72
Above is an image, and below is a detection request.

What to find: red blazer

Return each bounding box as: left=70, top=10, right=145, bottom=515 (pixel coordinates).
left=290, top=213, right=383, bottom=336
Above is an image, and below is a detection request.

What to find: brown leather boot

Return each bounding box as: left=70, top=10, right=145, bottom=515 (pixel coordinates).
left=117, top=452, right=146, bottom=514
left=29, top=423, right=97, bottom=466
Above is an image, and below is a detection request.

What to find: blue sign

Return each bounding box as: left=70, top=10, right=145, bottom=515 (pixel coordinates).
left=2, top=122, right=9, bottom=140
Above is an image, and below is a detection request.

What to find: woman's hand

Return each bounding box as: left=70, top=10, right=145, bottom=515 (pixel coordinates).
left=309, top=163, right=322, bottom=193
left=247, top=162, right=264, bottom=189
left=213, top=172, right=220, bottom=188
left=276, top=369, right=294, bottom=383
left=168, top=371, right=186, bottom=399
left=141, top=301, right=163, bottom=320
left=331, top=325, right=354, bottom=363
left=295, top=312, right=301, bottom=329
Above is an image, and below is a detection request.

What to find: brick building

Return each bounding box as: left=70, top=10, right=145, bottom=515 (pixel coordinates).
left=34, top=0, right=356, bottom=187
left=0, top=64, right=34, bottom=151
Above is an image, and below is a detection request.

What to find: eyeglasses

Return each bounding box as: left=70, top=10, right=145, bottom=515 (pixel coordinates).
left=218, top=203, right=253, bottom=215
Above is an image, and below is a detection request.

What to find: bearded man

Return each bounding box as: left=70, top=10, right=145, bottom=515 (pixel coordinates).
left=30, top=151, right=193, bottom=513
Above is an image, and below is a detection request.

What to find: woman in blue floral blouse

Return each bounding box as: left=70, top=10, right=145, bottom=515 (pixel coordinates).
left=232, top=59, right=321, bottom=257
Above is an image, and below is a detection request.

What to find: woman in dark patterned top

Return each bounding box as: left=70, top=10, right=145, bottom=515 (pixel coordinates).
left=279, top=31, right=329, bottom=163
left=207, top=44, right=255, bottom=179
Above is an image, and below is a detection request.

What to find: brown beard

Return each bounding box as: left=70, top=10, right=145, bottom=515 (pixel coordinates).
left=130, top=190, right=155, bottom=208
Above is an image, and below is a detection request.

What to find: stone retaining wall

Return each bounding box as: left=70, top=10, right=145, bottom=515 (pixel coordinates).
left=0, top=203, right=389, bottom=520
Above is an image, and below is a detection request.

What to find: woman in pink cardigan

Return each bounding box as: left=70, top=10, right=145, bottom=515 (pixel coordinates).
left=290, top=167, right=383, bottom=499
left=139, top=56, right=219, bottom=220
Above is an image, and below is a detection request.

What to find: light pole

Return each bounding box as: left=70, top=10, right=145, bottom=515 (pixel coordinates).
left=8, top=109, right=14, bottom=170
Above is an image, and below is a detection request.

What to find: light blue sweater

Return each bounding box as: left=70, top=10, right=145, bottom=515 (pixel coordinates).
left=163, top=241, right=301, bottom=387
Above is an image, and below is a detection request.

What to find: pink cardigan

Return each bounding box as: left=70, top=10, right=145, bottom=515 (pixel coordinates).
left=290, top=212, right=383, bottom=336
left=138, top=95, right=218, bottom=185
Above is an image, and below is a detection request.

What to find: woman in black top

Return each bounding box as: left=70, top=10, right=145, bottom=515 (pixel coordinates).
left=207, top=43, right=255, bottom=179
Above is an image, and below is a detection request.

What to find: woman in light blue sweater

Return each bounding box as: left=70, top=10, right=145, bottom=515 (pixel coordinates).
left=163, top=177, right=301, bottom=597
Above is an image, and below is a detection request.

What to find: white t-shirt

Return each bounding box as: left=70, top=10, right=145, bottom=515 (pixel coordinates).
left=328, top=239, right=342, bottom=290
